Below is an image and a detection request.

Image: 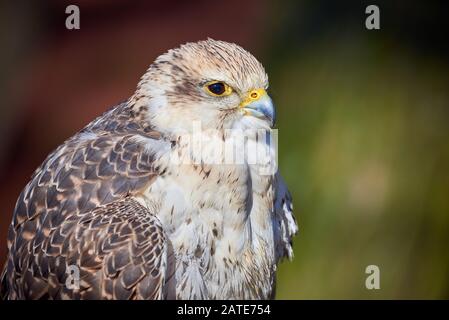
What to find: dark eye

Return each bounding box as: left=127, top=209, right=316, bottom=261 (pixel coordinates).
left=207, top=82, right=226, bottom=95
left=204, top=81, right=232, bottom=96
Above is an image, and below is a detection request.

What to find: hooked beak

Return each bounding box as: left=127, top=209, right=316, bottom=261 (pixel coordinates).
left=239, top=89, right=275, bottom=127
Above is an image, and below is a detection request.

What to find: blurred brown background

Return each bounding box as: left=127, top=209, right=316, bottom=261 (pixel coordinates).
left=1, top=0, right=448, bottom=299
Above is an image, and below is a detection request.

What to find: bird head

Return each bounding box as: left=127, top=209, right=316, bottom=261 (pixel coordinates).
left=134, top=39, right=275, bottom=136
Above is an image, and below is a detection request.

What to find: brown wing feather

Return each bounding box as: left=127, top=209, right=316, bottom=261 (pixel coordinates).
left=2, top=198, right=174, bottom=299
left=1, top=103, right=173, bottom=299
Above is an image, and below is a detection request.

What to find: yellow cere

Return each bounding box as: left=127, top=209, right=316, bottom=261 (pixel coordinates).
left=240, top=88, right=267, bottom=108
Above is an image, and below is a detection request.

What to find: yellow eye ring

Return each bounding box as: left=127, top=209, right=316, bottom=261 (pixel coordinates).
left=205, top=81, right=233, bottom=97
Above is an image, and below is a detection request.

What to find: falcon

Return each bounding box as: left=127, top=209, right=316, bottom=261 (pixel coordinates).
left=0, top=39, right=298, bottom=300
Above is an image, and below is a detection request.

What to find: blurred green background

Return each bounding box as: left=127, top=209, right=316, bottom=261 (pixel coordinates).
left=269, top=1, right=449, bottom=299
left=0, top=0, right=448, bottom=299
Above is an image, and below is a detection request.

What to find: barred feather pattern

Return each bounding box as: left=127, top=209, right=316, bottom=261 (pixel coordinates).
left=0, top=103, right=175, bottom=300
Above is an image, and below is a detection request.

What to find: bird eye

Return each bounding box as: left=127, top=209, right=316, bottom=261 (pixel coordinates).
left=205, top=81, right=232, bottom=96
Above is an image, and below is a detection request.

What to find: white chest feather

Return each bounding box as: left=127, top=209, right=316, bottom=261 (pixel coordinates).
left=137, top=133, right=278, bottom=299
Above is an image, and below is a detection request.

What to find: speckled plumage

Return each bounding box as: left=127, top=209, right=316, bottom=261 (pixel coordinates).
left=1, top=39, right=298, bottom=300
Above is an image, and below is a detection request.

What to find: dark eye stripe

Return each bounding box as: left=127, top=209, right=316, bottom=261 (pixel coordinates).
left=208, top=82, right=226, bottom=95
